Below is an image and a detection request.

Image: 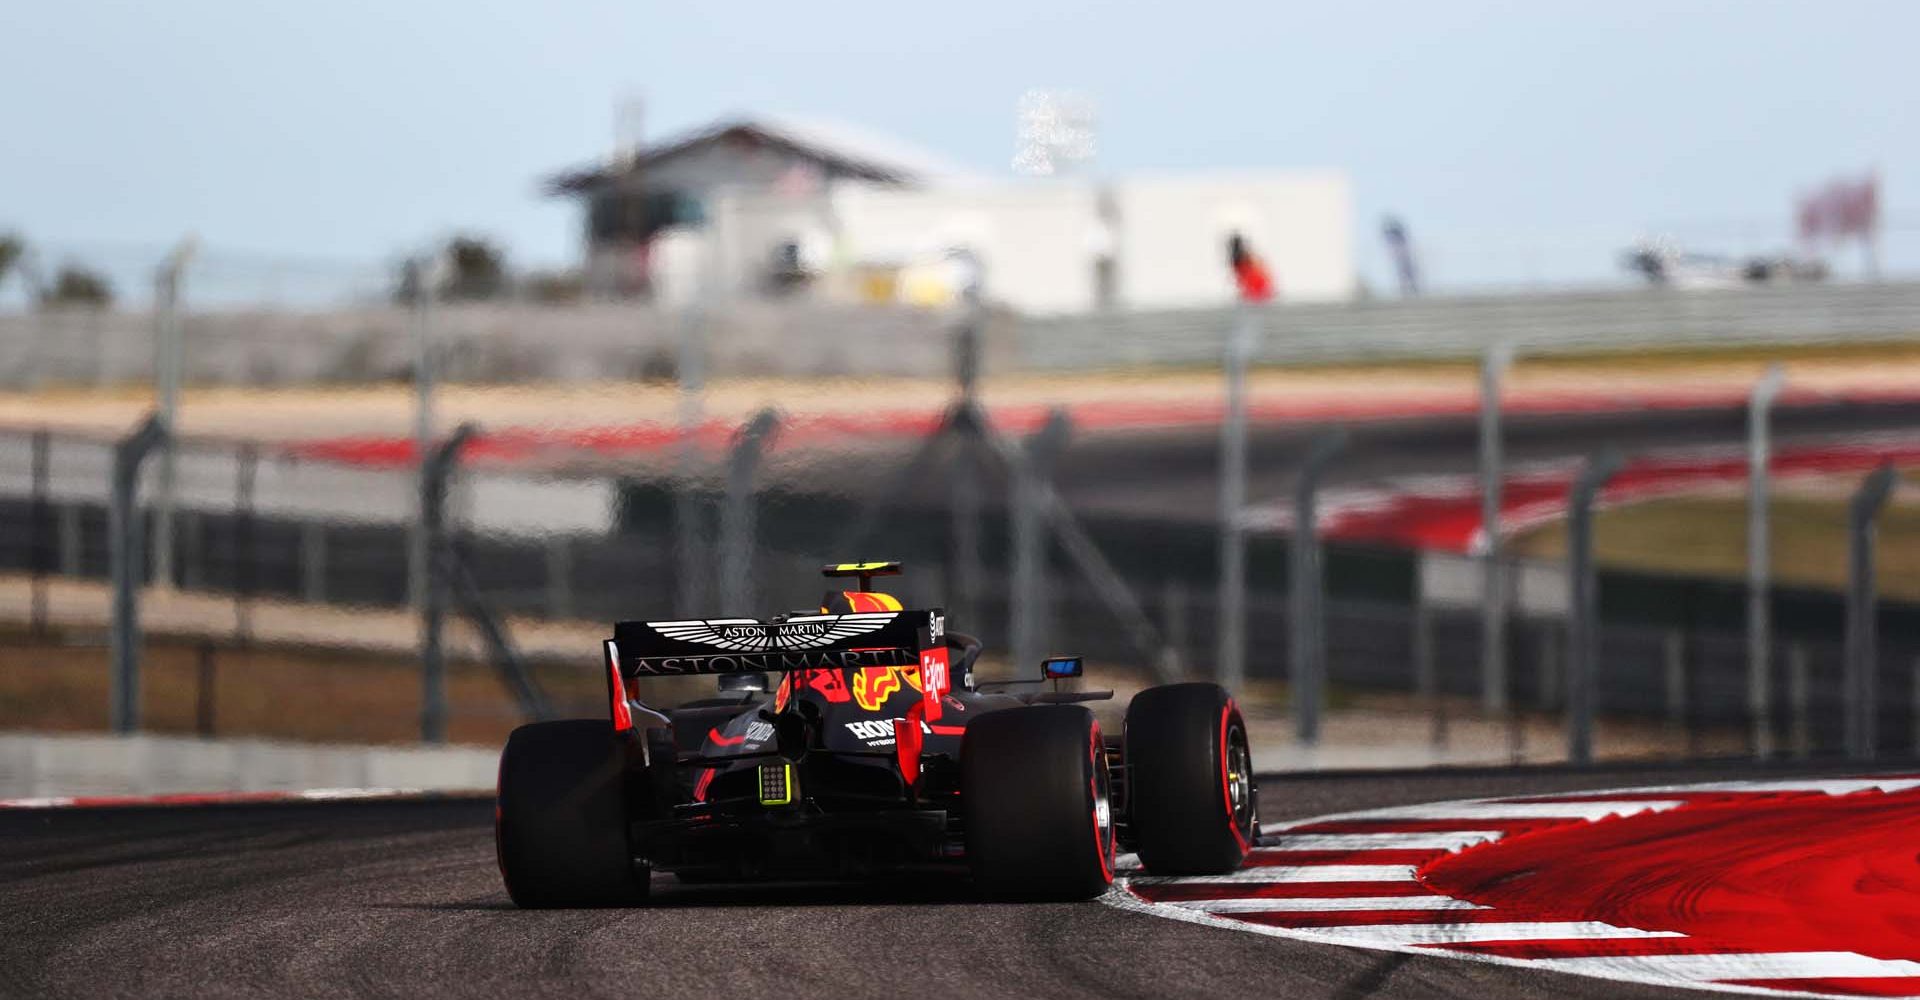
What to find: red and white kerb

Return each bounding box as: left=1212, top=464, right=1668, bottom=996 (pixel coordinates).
left=1111, top=776, right=1920, bottom=998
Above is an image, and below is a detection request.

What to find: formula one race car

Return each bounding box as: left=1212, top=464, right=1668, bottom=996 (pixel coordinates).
left=495, top=562, right=1257, bottom=906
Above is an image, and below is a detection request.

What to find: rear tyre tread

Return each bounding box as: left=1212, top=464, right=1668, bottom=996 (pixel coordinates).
left=495, top=719, right=648, bottom=908
left=963, top=704, right=1115, bottom=901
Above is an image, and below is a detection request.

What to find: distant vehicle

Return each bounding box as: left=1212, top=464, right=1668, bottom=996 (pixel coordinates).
left=495, top=561, right=1257, bottom=905
left=1621, top=238, right=1829, bottom=288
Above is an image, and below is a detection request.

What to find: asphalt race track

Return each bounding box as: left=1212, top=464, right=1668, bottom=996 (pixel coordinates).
left=6, top=759, right=1914, bottom=1000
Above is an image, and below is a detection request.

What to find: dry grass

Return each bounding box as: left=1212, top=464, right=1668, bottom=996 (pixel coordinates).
left=1513, top=492, right=1920, bottom=600
left=0, top=628, right=607, bottom=746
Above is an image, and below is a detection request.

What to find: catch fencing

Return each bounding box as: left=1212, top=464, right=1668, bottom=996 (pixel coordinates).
left=4, top=305, right=1920, bottom=763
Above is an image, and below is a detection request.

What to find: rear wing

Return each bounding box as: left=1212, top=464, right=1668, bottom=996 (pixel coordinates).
left=610, top=608, right=944, bottom=678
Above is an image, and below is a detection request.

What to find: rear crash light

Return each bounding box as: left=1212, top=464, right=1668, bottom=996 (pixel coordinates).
left=758, top=763, right=796, bottom=807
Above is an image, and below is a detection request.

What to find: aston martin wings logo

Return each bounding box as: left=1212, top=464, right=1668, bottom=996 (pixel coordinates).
left=645, top=612, right=899, bottom=652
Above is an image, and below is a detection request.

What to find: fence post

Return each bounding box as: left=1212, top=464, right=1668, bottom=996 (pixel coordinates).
left=151, top=240, right=194, bottom=591
left=992, top=422, right=1181, bottom=683
left=108, top=414, right=168, bottom=735
left=1012, top=409, right=1073, bottom=673
left=406, top=256, right=437, bottom=613
left=30, top=428, right=49, bottom=635
left=420, top=423, right=478, bottom=744
left=1746, top=364, right=1786, bottom=759
left=233, top=444, right=257, bottom=643
left=1845, top=463, right=1896, bottom=761
left=1413, top=565, right=1444, bottom=750
left=718, top=409, right=780, bottom=616
left=1216, top=308, right=1258, bottom=692
left=1291, top=428, right=1347, bottom=746
left=950, top=417, right=985, bottom=629
left=1479, top=342, right=1516, bottom=713
left=1565, top=449, right=1624, bottom=766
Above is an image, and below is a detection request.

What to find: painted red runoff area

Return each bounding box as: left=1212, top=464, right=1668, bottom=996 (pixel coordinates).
left=1420, top=787, right=1920, bottom=980
left=1114, top=778, right=1920, bottom=997
left=1311, top=436, right=1920, bottom=553
left=286, top=384, right=1920, bottom=470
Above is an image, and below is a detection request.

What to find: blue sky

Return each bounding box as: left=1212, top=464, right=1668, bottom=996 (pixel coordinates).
left=2, top=0, right=1914, bottom=299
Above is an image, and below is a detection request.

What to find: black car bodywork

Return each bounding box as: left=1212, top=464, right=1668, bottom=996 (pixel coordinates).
left=496, top=563, right=1257, bottom=904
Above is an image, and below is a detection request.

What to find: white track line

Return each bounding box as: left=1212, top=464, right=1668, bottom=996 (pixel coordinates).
left=1262, top=831, right=1504, bottom=852
left=1130, top=864, right=1419, bottom=885
left=1270, top=800, right=1685, bottom=827
left=1531, top=951, right=1920, bottom=982
left=0, top=787, right=435, bottom=809
left=1169, top=895, right=1482, bottom=914
left=1315, top=921, right=1686, bottom=946
left=1524, top=778, right=1920, bottom=797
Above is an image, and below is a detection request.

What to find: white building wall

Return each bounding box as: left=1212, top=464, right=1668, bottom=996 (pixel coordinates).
left=832, top=183, right=1103, bottom=314
left=711, top=170, right=1354, bottom=314
left=1115, top=171, right=1353, bottom=307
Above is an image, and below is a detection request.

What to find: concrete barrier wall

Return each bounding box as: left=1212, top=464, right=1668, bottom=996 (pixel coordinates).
left=3, top=281, right=1917, bottom=388
left=0, top=732, right=497, bottom=798
left=0, top=301, right=994, bottom=388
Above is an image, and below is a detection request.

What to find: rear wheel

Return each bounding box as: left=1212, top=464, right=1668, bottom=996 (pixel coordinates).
left=962, top=705, right=1115, bottom=900
left=1125, top=683, right=1256, bottom=875
left=495, top=719, right=649, bottom=907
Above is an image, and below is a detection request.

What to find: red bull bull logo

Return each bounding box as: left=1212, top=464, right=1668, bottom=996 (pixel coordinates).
left=852, top=664, right=924, bottom=711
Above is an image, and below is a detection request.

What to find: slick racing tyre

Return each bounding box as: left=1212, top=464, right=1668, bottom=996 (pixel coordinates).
left=495, top=719, right=649, bottom=907
left=1125, top=683, right=1256, bottom=875
left=963, top=704, right=1115, bottom=900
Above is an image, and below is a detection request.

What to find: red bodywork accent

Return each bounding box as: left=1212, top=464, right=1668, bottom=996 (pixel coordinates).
left=840, top=591, right=901, bottom=612
left=707, top=727, right=746, bottom=747
left=894, top=702, right=927, bottom=787
left=692, top=768, right=715, bottom=801
left=1219, top=700, right=1249, bottom=853
left=806, top=668, right=852, bottom=703
left=607, top=645, right=633, bottom=733
left=918, top=645, right=950, bottom=721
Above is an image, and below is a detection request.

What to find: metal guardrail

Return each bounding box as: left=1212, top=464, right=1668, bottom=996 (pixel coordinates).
left=1021, top=282, right=1920, bottom=369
